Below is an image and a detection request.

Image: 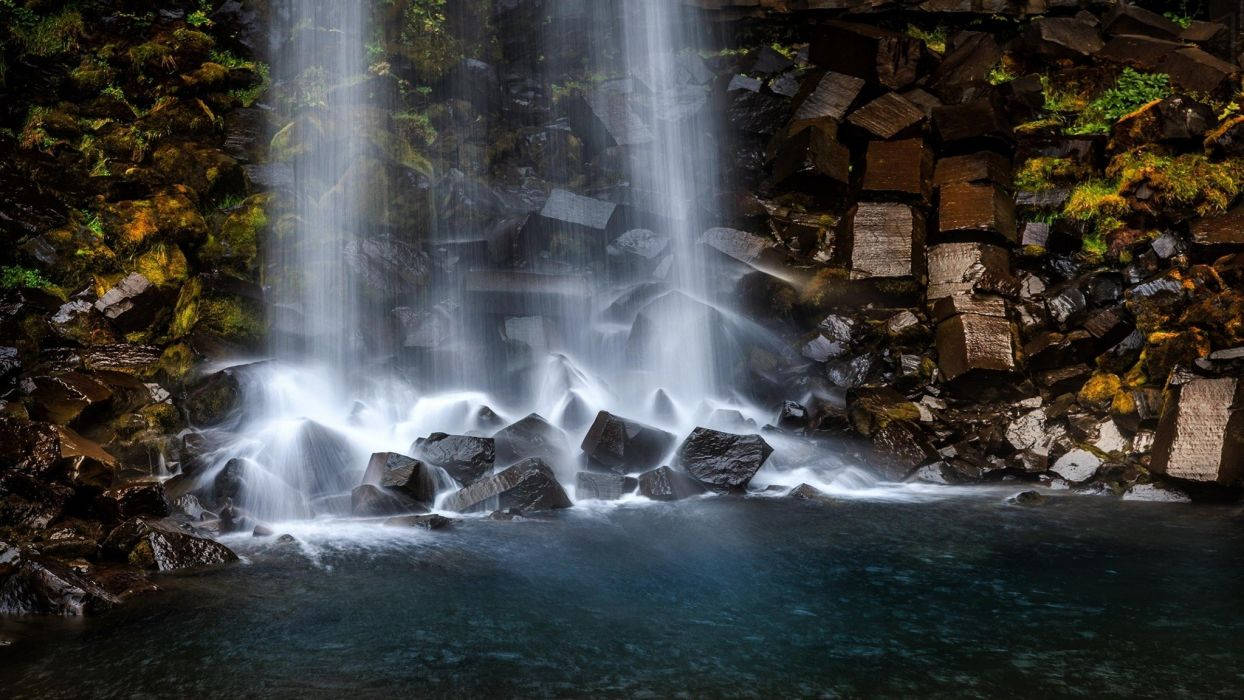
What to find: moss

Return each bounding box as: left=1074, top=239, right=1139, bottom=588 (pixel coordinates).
left=905, top=24, right=947, bottom=54
left=200, top=193, right=270, bottom=274
left=11, top=8, right=85, bottom=57
left=1079, top=373, right=1122, bottom=407
left=101, top=191, right=208, bottom=254
left=158, top=343, right=195, bottom=383
left=0, top=265, right=52, bottom=290
left=1109, top=151, right=1244, bottom=217
left=1067, top=69, right=1171, bottom=136
left=134, top=243, right=189, bottom=288
left=199, top=296, right=265, bottom=345
left=1064, top=180, right=1128, bottom=222
left=1015, top=156, right=1091, bottom=192
left=168, top=278, right=202, bottom=339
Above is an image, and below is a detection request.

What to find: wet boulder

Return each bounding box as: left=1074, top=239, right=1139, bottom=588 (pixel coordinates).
left=771, top=123, right=851, bottom=189
left=1150, top=377, right=1244, bottom=485
left=97, top=481, right=171, bottom=522
left=775, top=401, right=809, bottom=432
left=94, top=273, right=169, bottom=334
left=362, top=452, right=439, bottom=507
left=25, top=372, right=113, bottom=427
left=809, top=21, right=929, bottom=90
left=788, top=483, right=830, bottom=501
left=936, top=313, right=1016, bottom=382
left=0, top=554, right=121, bottom=616
left=350, top=484, right=427, bottom=517
left=607, top=229, right=670, bottom=278
left=938, top=183, right=1016, bottom=243
left=48, top=300, right=118, bottom=346
left=580, top=411, right=676, bottom=474
left=1050, top=449, right=1102, bottom=484
left=519, top=189, right=622, bottom=268
left=442, top=458, right=571, bottom=513
left=184, top=365, right=244, bottom=426
left=212, top=457, right=253, bottom=504
left=414, top=433, right=495, bottom=486
left=103, top=518, right=237, bottom=572
left=790, top=71, right=864, bottom=123
left=493, top=413, right=568, bottom=467
left=674, top=428, right=773, bottom=492
left=575, top=471, right=638, bottom=501
left=637, top=466, right=708, bottom=501
left=1024, top=17, right=1104, bottom=59
left=1161, top=47, right=1239, bottom=96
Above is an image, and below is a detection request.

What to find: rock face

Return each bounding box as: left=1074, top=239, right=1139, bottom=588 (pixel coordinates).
left=102, top=518, right=237, bottom=572
left=580, top=411, right=676, bottom=473
left=442, top=458, right=571, bottom=513
left=637, top=466, right=708, bottom=502
left=1150, top=378, right=1244, bottom=485
left=674, top=428, right=774, bottom=492
left=575, top=471, right=638, bottom=501
left=414, top=434, right=495, bottom=486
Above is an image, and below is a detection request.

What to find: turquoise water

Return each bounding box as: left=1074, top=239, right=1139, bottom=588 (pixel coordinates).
left=2, top=492, right=1242, bottom=698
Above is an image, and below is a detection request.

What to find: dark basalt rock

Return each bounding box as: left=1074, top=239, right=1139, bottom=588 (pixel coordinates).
left=580, top=411, right=676, bottom=474
left=0, top=554, right=121, bottom=616
left=442, top=458, right=571, bottom=513
left=1007, top=490, right=1048, bottom=507
left=384, top=514, right=455, bottom=530
left=674, top=428, right=773, bottom=492
left=636, top=466, right=707, bottom=502
left=575, top=471, right=638, bottom=501
left=213, top=457, right=253, bottom=504
left=493, top=413, right=568, bottom=467
left=362, top=452, right=439, bottom=507
left=184, top=366, right=244, bottom=427
left=788, top=483, right=830, bottom=501
left=293, top=421, right=359, bottom=497
left=97, top=482, right=171, bottom=522
left=776, top=401, right=809, bottom=432
left=103, top=518, right=237, bottom=572
left=94, top=273, right=168, bottom=334
left=350, top=485, right=427, bottom=518
left=414, top=433, right=495, bottom=486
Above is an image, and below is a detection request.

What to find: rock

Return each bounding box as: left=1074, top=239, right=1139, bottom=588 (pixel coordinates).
left=933, top=152, right=1012, bottom=190
left=847, top=203, right=925, bottom=280
left=252, top=524, right=273, bottom=537
left=1098, top=34, right=1185, bottom=72
left=1122, top=483, right=1192, bottom=503
left=384, top=514, right=455, bottom=530
left=674, top=428, right=773, bottom=492
left=98, top=482, right=171, bottom=522
left=1102, top=4, right=1183, bottom=40
left=580, top=411, right=676, bottom=473
left=938, top=183, right=1016, bottom=243
left=25, top=372, right=113, bottom=426
left=775, top=401, right=809, bottom=431
left=575, top=472, right=638, bottom=501
left=933, top=97, right=1012, bottom=149
left=520, top=189, right=622, bottom=267
left=94, top=273, right=168, bottom=334
left=1025, top=17, right=1104, bottom=59
left=1161, top=47, right=1238, bottom=96
left=788, top=483, right=830, bottom=501
left=463, top=270, right=592, bottom=318
left=772, top=123, right=851, bottom=188
left=184, top=366, right=244, bottom=426
left=568, top=77, right=652, bottom=153
left=701, top=227, right=786, bottom=273
left=1190, top=209, right=1244, bottom=250
left=414, top=434, right=495, bottom=486
left=790, top=71, right=864, bottom=122
left=847, top=93, right=925, bottom=139
left=935, top=313, right=1015, bottom=382
left=862, top=138, right=933, bottom=201
left=442, top=458, right=571, bottom=513
left=1006, top=490, right=1048, bottom=506
left=103, top=518, right=237, bottom=572
left=362, top=452, right=440, bottom=507
left=494, top=413, right=568, bottom=467
left=48, top=300, right=118, bottom=346
left=607, top=229, right=670, bottom=277
left=1150, top=377, right=1244, bottom=485
left=350, top=485, right=426, bottom=517
left=636, top=466, right=708, bottom=502
left=927, top=242, right=1010, bottom=303
left=809, top=21, right=929, bottom=90
left=0, top=555, right=121, bottom=616
left=213, top=457, right=252, bottom=504
left=930, top=32, right=1001, bottom=94
left=1050, top=449, right=1102, bottom=484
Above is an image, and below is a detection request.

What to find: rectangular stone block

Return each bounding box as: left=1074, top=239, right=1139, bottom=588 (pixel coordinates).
left=927, top=242, right=1010, bottom=302
left=847, top=92, right=925, bottom=139
left=862, top=139, right=933, bottom=201
left=933, top=152, right=1012, bottom=190
left=1151, top=377, right=1244, bottom=484
left=809, top=21, right=928, bottom=90
left=791, top=71, right=865, bottom=123
left=931, top=293, right=1007, bottom=323
left=772, top=123, right=851, bottom=188
left=938, top=182, right=1016, bottom=242
left=932, top=97, right=1012, bottom=147
left=848, top=202, right=925, bottom=280
left=935, top=312, right=1015, bottom=382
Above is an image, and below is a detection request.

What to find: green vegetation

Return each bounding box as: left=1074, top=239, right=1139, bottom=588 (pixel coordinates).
left=1109, top=151, right=1244, bottom=216
left=1163, top=12, right=1194, bottom=29
left=1068, top=69, right=1170, bottom=135
left=987, top=63, right=1016, bottom=85
left=0, top=265, right=52, bottom=290
left=1015, top=156, right=1090, bottom=192
left=906, top=25, right=947, bottom=54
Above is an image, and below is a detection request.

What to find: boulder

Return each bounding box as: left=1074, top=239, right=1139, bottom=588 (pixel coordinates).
left=938, top=183, right=1016, bottom=243
left=927, top=242, right=1010, bottom=302
left=493, top=413, right=568, bottom=467
left=575, top=471, right=639, bottom=501
left=362, top=452, right=440, bottom=506
left=519, top=189, right=622, bottom=267
left=384, top=514, right=455, bottom=530
left=932, top=97, right=1012, bottom=148
left=637, top=466, right=708, bottom=502
left=674, top=428, right=773, bottom=492
left=442, top=458, right=571, bottom=513
left=25, top=372, right=113, bottom=426
left=97, top=482, right=171, bottom=522
left=103, top=518, right=237, bottom=572
left=771, top=124, right=851, bottom=188
left=933, top=152, right=1012, bottom=190
left=847, top=203, right=926, bottom=280
left=788, top=483, right=830, bottom=501
left=930, top=32, right=1001, bottom=94
left=1006, top=490, right=1048, bottom=506
left=1190, top=209, right=1244, bottom=250
left=568, top=77, right=652, bottom=153
left=213, top=457, right=252, bottom=504
left=1050, top=449, right=1102, bottom=484
left=862, top=139, right=933, bottom=201
left=48, top=300, right=118, bottom=345
left=350, top=484, right=426, bottom=517
left=184, top=366, right=244, bottom=426
left=607, top=229, right=670, bottom=277
left=1103, top=4, right=1185, bottom=40
left=776, top=401, right=809, bottom=431
left=0, top=555, right=121, bottom=616
left=935, top=313, right=1015, bottom=381
left=1161, top=47, right=1238, bottom=96
left=790, top=71, right=864, bottom=122
left=1024, top=17, right=1104, bottom=59
left=1150, top=377, right=1244, bottom=485
left=94, top=273, right=168, bottom=334
left=580, top=411, right=676, bottom=473
left=414, top=434, right=495, bottom=486
left=847, top=93, right=925, bottom=139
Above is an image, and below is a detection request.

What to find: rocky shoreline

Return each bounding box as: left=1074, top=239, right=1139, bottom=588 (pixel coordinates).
left=5, top=0, right=1244, bottom=617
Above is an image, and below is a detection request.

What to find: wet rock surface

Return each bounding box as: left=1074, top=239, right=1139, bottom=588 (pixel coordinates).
left=675, top=428, right=774, bottom=492
left=580, top=411, right=676, bottom=474
left=443, top=458, right=572, bottom=514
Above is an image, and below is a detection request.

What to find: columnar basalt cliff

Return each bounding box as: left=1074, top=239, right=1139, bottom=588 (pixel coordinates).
left=2, top=0, right=1243, bottom=616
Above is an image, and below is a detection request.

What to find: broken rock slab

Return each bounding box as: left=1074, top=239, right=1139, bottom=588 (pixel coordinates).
left=1150, top=377, right=1244, bottom=485
left=938, top=183, right=1016, bottom=243
left=935, top=312, right=1015, bottom=382
left=862, top=138, right=933, bottom=201
left=847, top=202, right=926, bottom=280
left=926, top=242, right=1011, bottom=303
left=847, top=92, right=925, bottom=139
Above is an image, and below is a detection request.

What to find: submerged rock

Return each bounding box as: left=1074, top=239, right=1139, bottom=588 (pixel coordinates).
left=674, top=428, right=774, bottom=492
left=414, top=434, right=495, bottom=486
left=787, top=483, right=830, bottom=501
left=575, top=471, right=638, bottom=501
left=1006, top=490, right=1048, bottom=507
left=384, top=513, right=455, bottom=530
left=580, top=411, right=676, bottom=473
left=637, top=466, right=707, bottom=501
left=442, top=458, right=571, bottom=513
left=102, top=518, right=237, bottom=572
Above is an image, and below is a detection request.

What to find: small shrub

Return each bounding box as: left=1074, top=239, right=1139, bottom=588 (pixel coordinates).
left=1068, top=69, right=1170, bottom=135
left=0, top=265, right=52, bottom=289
